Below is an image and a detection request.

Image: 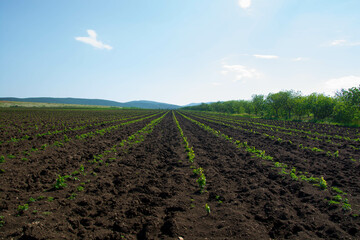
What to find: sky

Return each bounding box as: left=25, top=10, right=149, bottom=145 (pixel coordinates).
left=1, top=0, right=360, bottom=106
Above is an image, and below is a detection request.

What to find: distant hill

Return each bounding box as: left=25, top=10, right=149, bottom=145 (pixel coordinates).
left=182, top=102, right=216, bottom=107
left=0, top=97, right=181, bottom=109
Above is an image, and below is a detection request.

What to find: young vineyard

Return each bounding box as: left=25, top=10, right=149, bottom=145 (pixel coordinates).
left=0, top=108, right=359, bottom=239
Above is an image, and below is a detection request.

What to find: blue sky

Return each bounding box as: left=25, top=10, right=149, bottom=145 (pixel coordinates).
left=1, top=0, right=360, bottom=105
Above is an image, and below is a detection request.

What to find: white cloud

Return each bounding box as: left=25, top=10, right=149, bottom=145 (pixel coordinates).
left=75, top=29, right=113, bottom=50
left=330, top=39, right=347, bottom=46
left=238, top=0, right=251, bottom=9
left=330, top=39, right=360, bottom=47
left=323, top=76, right=360, bottom=95
left=221, top=63, right=261, bottom=82
left=292, top=57, right=308, bottom=62
left=253, top=54, right=279, bottom=59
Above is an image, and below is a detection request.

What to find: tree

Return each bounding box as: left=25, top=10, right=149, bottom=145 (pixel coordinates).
left=293, top=96, right=308, bottom=120
left=251, top=94, right=265, bottom=116
left=307, top=93, right=335, bottom=121
left=266, top=93, right=283, bottom=118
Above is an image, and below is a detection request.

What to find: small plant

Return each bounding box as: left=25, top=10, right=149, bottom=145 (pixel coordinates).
left=0, top=216, right=4, bottom=227
left=28, top=197, right=36, bottom=203
left=328, top=200, right=340, bottom=205
left=21, top=158, right=28, bottom=162
left=205, top=203, right=211, bottom=214
left=331, top=187, right=346, bottom=195
left=333, top=195, right=342, bottom=202
left=37, top=195, right=45, bottom=200
left=216, top=195, right=223, bottom=204
left=68, top=193, right=77, bottom=200
left=17, top=204, right=29, bottom=215
left=7, top=154, right=15, bottom=159
left=63, top=134, right=70, bottom=143
left=0, top=156, right=5, bottom=163
left=54, top=175, right=68, bottom=189
left=319, top=176, right=327, bottom=190
left=193, top=167, right=203, bottom=176
left=32, top=210, right=38, bottom=214
left=77, top=186, right=84, bottom=192
left=47, top=197, right=54, bottom=202
left=197, top=173, right=206, bottom=192
left=291, top=172, right=298, bottom=181
left=342, top=202, right=352, bottom=211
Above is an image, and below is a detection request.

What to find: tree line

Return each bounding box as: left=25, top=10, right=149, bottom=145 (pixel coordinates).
left=183, top=86, right=360, bottom=125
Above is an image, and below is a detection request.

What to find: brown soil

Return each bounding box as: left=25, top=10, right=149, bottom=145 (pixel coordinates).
left=0, top=110, right=359, bottom=239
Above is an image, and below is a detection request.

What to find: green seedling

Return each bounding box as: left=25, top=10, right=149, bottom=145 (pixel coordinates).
left=0, top=216, right=4, bottom=227
left=54, top=175, right=69, bottom=189
left=68, top=193, right=77, bottom=200
left=0, top=156, right=5, bottom=163
left=193, top=167, right=203, bottom=176
left=342, top=203, right=352, bottom=211
left=205, top=203, right=211, bottom=214
left=77, top=186, right=84, bottom=192
left=319, top=176, right=327, bottom=190
left=333, top=195, right=342, bottom=202
left=47, top=197, right=54, bottom=202
left=28, top=197, right=36, bottom=203
left=17, top=204, right=29, bottom=215
left=197, top=173, right=206, bottom=192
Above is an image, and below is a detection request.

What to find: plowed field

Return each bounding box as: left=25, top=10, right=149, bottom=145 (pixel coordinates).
left=0, top=108, right=359, bottom=239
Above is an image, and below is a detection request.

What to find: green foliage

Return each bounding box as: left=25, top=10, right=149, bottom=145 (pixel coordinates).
left=0, top=216, right=5, bottom=227
left=28, top=197, right=36, bottom=203
left=205, top=203, right=211, bottom=214
left=17, top=204, right=29, bottom=215
left=54, top=175, right=68, bottom=189
left=331, top=187, right=346, bottom=195
left=193, top=167, right=203, bottom=176
left=0, top=156, right=5, bottom=163
left=319, top=176, right=327, bottom=190
left=333, top=195, right=342, bottom=202
left=182, top=85, right=360, bottom=125
left=37, top=195, right=45, bottom=200
left=290, top=172, right=298, bottom=181
left=328, top=200, right=340, bottom=205
left=342, top=202, right=352, bottom=211
left=77, top=186, right=84, bottom=192
left=47, top=197, right=54, bottom=202
left=68, top=193, right=77, bottom=200
left=197, top=172, right=206, bottom=192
